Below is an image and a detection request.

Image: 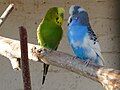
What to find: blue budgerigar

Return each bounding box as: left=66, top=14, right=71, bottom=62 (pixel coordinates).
left=67, top=5, right=104, bottom=65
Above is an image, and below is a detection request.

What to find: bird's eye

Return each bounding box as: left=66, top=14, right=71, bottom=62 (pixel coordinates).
left=56, top=12, right=58, bottom=14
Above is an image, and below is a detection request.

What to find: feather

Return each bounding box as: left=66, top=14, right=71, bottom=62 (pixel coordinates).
left=87, top=26, right=105, bottom=65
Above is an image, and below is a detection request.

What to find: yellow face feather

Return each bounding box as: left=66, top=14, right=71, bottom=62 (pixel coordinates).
left=56, top=7, right=65, bottom=26
left=44, top=7, right=65, bottom=26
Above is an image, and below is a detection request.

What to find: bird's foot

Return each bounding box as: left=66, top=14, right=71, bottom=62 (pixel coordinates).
left=72, top=56, right=79, bottom=60
left=37, top=48, right=48, bottom=58
left=49, top=49, right=53, bottom=53
left=84, top=60, right=92, bottom=67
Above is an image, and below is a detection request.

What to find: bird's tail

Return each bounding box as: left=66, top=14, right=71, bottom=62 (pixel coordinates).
left=97, top=55, right=105, bottom=66
left=42, top=63, right=49, bottom=85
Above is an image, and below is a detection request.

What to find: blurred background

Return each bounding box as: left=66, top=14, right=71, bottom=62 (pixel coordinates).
left=0, top=0, right=120, bottom=90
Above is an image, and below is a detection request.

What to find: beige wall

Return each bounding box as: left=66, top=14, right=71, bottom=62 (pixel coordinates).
left=0, top=0, right=120, bottom=90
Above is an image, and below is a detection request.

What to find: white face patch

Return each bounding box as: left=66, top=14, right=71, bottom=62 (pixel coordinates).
left=78, top=8, right=86, bottom=13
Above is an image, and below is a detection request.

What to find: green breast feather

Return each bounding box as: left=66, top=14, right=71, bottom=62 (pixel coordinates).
left=37, top=20, right=63, bottom=50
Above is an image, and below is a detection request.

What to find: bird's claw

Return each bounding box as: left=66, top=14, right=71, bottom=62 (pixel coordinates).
left=72, top=56, right=79, bottom=60
left=84, top=60, right=92, bottom=67
left=38, top=48, right=48, bottom=57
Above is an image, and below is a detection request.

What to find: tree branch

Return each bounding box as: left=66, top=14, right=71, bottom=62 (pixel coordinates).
left=0, top=4, right=14, bottom=27
left=32, top=48, right=120, bottom=90
left=0, top=36, right=119, bottom=90
left=0, top=36, right=39, bottom=70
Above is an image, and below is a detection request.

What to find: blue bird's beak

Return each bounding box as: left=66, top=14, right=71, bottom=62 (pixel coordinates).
left=67, top=16, right=72, bottom=26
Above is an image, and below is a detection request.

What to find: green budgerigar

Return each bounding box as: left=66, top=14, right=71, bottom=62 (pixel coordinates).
left=37, top=7, right=64, bottom=85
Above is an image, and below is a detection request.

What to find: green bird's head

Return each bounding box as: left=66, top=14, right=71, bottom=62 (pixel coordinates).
left=44, top=7, right=65, bottom=26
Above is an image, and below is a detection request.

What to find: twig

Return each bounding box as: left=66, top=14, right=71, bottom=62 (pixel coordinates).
left=0, top=4, right=14, bottom=27
left=19, top=26, right=31, bottom=90
left=0, top=36, right=119, bottom=90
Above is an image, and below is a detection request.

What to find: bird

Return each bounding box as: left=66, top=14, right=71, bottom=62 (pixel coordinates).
left=37, top=7, right=64, bottom=84
left=67, top=5, right=104, bottom=66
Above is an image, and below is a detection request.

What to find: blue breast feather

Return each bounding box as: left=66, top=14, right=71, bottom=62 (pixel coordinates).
left=67, top=24, right=99, bottom=64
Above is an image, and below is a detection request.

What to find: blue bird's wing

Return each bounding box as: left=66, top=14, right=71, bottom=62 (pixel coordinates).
left=87, top=26, right=105, bottom=65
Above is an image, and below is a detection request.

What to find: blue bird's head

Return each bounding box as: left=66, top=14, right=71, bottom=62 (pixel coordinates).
left=68, top=5, right=89, bottom=26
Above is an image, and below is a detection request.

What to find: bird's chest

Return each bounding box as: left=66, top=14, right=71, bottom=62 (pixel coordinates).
left=68, top=26, right=88, bottom=47
left=43, top=27, right=61, bottom=41
left=40, top=25, right=62, bottom=49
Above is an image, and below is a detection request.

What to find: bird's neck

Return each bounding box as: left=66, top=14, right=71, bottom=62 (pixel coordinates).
left=69, top=18, right=89, bottom=27
left=42, top=19, right=60, bottom=29
left=78, top=16, right=90, bottom=26
left=43, top=19, right=56, bottom=25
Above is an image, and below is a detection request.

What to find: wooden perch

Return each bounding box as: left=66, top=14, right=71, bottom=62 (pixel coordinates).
left=19, top=26, right=31, bottom=90
left=0, top=36, right=119, bottom=90
left=0, top=4, right=14, bottom=27
left=32, top=48, right=120, bottom=90
left=0, top=36, right=39, bottom=70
